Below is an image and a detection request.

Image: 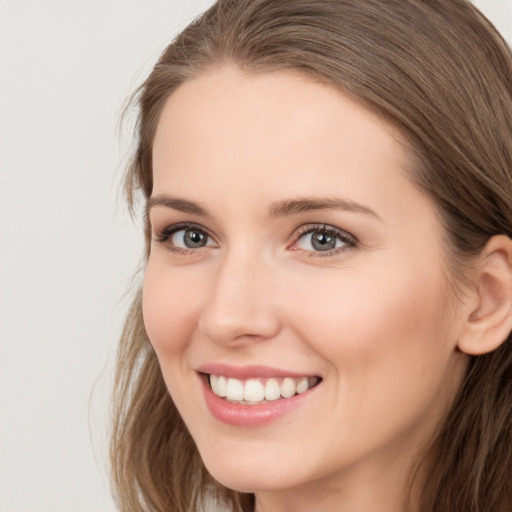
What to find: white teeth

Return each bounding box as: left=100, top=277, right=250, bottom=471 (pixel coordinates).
left=210, top=374, right=220, bottom=395
left=280, top=377, right=296, bottom=398
left=264, top=378, right=281, bottom=401
left=217, top=376, right=228, bottom=397
left=226, top=378, right=244, bottom=401
left=296, top=376, right=309, bottom=394
left=244, top=379, right=265, bottom=402
left=209, top=374, right=319, bottom=403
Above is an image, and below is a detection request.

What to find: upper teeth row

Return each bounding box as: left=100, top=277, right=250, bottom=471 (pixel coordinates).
left=209, top=375, right=318, bottom=403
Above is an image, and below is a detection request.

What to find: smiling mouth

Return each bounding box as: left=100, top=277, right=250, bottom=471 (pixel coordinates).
left=207, top=374, right=321, bottom=404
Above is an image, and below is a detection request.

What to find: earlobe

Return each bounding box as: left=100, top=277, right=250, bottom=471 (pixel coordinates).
left=458, top=235, right=512, bottom=356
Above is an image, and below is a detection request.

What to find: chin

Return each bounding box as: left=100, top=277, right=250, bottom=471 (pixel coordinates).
left=200, top=450, right=303, bottom=494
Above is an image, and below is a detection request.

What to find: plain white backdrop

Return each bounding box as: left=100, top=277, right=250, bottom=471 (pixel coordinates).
left=0, top=1, right=510, bottom=511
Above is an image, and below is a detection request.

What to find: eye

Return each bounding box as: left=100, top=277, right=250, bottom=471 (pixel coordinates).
left=292, top=224, right=357, bottom=255
left=172, top=228, right=209, bottom=249
left=154, top=223, right=216, bottom=252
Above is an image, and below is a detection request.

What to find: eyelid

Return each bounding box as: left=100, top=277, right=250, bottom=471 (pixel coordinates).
left=152, top=221, right=357, bottom=257
left=153, top=222, right=216, bottom=247
left=290, top=223, right=358, bottom=255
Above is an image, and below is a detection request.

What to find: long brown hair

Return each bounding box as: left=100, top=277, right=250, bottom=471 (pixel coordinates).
left=110, top=1, right=512, bottom=511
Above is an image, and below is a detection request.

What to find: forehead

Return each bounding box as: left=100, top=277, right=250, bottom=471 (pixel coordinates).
left=151, top=66, right=421, bottom=224
left=153, top=66, right=405, bottom=156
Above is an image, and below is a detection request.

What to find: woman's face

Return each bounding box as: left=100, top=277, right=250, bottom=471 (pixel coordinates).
left=144, top=67, right=469, bottom=508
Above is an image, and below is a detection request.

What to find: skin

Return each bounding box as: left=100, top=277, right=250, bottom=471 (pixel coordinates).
left=143, top=67, right=471, bottom=512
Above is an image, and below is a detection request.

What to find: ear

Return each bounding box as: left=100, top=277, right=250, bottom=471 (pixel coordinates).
left=458, top=235, right=512, bottom=355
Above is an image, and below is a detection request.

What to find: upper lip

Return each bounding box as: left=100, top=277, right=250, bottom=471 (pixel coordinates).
left=196, top=363, right=318, bottom=380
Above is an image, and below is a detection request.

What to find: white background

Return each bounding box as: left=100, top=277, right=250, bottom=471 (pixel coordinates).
left=0, top=1, right=510, bottom=511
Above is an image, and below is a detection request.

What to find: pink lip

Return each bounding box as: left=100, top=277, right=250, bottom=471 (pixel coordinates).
left=196, top=363, right=316, bottom=380
left=196, top=366, right=321, bottom=427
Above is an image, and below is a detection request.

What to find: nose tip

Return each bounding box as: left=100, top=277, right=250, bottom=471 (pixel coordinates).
left=198, top=307, right=280, bottom=346
left=197, top=261, right=281, bottom=347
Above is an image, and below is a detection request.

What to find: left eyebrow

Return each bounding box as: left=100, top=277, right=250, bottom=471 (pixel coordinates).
left=267, top=197, right=381, bottom=221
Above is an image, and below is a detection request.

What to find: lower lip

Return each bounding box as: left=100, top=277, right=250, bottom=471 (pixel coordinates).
left=200, top=375, right=318, bottom=427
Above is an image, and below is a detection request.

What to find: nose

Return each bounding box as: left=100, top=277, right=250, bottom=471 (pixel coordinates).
left=197, top=251, right=281, bottom=347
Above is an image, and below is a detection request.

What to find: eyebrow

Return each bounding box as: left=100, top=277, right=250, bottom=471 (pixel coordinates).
left=147, top=194, right=381, bottom=221
left=147, top=195, right=209, bottom=217
left=267, top=197, right=380, bottom=220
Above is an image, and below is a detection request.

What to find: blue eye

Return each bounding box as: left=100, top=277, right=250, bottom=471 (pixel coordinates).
left=294, top=225, right=356, bottom=254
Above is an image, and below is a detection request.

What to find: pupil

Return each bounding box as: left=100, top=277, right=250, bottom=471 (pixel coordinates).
left=312, top=232, right=336, bottom=251
left=184, top=230, right=206, bottom=248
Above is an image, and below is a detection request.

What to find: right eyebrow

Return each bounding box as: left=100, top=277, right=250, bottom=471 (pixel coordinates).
left=146, top=195, right=209, bottom=217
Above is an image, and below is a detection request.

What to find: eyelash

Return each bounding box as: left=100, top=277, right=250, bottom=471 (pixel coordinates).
left=154, top=222, right=213, bottom=256
left=292, top=224, right=358, bottom=257
left=153, top=222, right=358, bottom=257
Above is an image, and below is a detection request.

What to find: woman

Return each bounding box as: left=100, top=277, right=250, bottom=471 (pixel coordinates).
left=110, top=1, right=512, bottom=511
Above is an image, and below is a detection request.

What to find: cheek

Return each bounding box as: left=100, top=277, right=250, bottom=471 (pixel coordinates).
left=142, top=260, right=207, bottom=420
left=142, top=260, right=204, bottom=357
left=288, top=261, right=454, bottom=391
left=283, top=262, right=463, bottom=459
